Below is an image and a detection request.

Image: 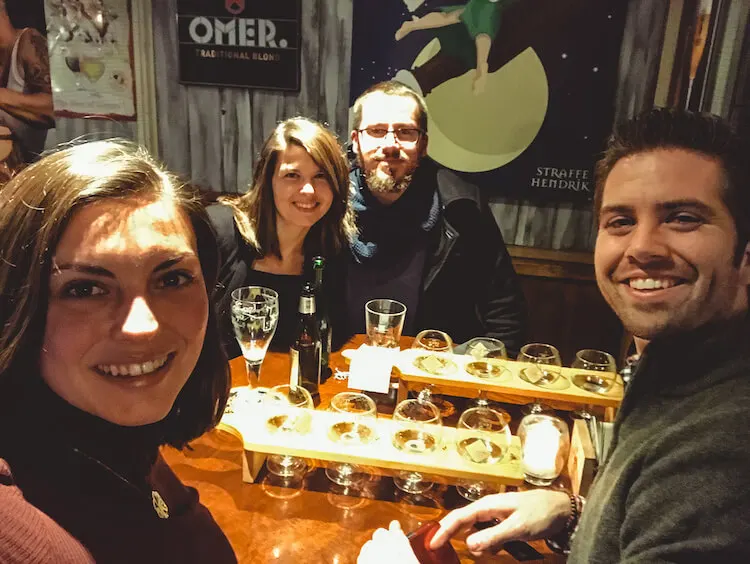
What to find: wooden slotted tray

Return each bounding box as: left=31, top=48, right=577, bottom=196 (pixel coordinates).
left=220, top=386, right=523, bottom=485
left=393, top=349, right=624, bottom=409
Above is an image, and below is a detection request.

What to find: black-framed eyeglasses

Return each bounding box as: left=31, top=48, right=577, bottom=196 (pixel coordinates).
left=357, top=126, right=423, bottom=144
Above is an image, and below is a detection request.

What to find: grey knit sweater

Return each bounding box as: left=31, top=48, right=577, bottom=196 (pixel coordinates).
left=569, top=315, right=750, bottom=563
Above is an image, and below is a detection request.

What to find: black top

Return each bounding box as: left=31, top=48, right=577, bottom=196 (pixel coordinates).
left=0, top=377, right=237, bottom=564
left=207, top=203, right=349, bottom=358
left=346, top=232, right=429, bottom=336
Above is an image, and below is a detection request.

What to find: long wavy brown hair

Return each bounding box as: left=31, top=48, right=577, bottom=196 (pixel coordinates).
left=219, top=117, right=356, bottom=258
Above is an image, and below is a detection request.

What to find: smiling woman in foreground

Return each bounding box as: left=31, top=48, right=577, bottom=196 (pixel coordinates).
left=0, top=141, right=236, bottom=563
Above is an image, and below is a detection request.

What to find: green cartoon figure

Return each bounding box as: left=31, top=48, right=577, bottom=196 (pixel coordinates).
left=396, top=0, right=519, bottom=95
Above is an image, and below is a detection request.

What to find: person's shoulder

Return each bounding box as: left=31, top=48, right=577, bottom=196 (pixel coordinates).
left=17, top=27, right=47, bottom=53
left=433, top=166, right=496, bottom=236
left=691, top=350, right=750, bottom=408
left=206, top=203, right=239, bottom=242
left=18, top=27, right=45, bottom=42
left=0, top=458, right=26, bottom=512
left=0, top=459, right=94, bottom=563
left=1, top=457, right=12, bottom=484
left=434, top=164, right=482, bottom=209
left=206, top=201, right=235, bottom=223
left=647, top=374, right=750, bottom=454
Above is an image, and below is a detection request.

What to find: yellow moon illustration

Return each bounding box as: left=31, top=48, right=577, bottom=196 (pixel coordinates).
left=415, top=41, right=549, bottom=173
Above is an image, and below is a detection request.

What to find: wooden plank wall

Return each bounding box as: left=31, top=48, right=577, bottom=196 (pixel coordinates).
left=45, top=117, right=137, bottom=151
left=46, top=0, right=667, bottom=253
left=151, top=0, right=353, bottom=194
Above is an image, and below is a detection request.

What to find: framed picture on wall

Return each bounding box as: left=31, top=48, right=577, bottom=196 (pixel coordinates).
left=45, top=0, right=137, bottom=120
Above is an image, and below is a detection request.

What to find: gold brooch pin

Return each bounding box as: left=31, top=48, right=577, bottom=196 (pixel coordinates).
left=152, top=490, right=170, bottom=519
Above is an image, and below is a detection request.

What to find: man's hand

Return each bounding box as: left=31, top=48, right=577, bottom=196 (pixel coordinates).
left=430, top=490, right=571, bottom=557
left=358, top=520, right=420, bottom=564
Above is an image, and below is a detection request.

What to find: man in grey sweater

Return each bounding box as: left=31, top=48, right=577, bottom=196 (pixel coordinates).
left=358, top=108, right=750, bottom=563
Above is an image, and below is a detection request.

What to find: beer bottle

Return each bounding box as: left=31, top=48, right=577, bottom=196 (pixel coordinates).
left=289, top=281, right=321, bottom=402
left=312, top=256, right=332, bottom=381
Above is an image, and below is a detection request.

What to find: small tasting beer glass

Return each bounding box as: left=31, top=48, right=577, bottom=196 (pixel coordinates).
left=365, top=299, right=406, bottom=348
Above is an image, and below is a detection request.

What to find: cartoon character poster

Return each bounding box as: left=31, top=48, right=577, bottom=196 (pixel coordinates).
left=350, top=0, right=628, bottom=202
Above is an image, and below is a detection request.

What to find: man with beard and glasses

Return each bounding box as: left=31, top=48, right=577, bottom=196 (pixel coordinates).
left=359, top=108, right=750, bottom=563
left=345, top=80, right=527, bottom=352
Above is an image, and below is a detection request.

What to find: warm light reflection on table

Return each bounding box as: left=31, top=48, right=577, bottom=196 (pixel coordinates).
left=162, top=335, right=566, bottom=563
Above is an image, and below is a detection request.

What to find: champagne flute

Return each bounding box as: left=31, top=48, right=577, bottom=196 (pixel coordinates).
left=392, top=396, right=442, bottom=494
left=231, top=286, right=279, bottom=402
left=411, top=329, right=456, bottom=417
left=325, top=392, right=378, bottom=488
left=455, top=406, right=511, bottom=501
left=264, top=384, right=314, bottom=479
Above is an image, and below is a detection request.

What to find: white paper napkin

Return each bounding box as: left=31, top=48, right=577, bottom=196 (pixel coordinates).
left=347, top=345, right=400, bottom=394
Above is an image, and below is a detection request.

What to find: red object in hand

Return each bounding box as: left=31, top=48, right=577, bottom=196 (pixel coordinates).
left=408, top=521, right=460, bottom=564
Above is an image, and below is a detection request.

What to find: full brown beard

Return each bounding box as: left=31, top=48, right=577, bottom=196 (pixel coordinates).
left=357, top=150, right=415, bottom=194
left=365, top=168, right=414, bottom=194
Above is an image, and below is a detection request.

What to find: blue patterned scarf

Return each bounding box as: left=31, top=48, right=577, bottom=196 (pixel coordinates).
left=349, top=161, right=441, bottom=262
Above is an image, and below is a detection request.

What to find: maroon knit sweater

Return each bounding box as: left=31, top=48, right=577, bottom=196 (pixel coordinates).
left=0, top=459, right=94, bottom=563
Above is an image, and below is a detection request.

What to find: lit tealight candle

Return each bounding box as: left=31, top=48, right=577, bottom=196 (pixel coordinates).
left=519, top=414, right=569, bottom=486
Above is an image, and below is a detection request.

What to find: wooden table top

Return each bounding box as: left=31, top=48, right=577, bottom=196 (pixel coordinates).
left=162, top=336, right=566, bottom=563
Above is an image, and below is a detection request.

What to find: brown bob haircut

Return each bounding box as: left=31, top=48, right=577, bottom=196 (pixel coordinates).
left=594, top=107, right=750, bottom=260
left=220, top=116, right=356, bottom=258
left=0, top=140, right=230, bottom=448
left=351, top=80, right=429, bottom=134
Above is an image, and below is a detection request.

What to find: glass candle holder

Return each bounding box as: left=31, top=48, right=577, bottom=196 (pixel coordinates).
left=518, top=413, right=570, bottom=486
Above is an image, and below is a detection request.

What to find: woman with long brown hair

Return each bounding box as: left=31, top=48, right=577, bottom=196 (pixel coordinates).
left=0, top=140, right=235, bottom=563
left=209, top=117, right=356, bottom=355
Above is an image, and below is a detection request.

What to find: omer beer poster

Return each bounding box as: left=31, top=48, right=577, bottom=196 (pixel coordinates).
left=350, top=0, right=628, bottom=202
left=177, top=0, right=301, bottom=92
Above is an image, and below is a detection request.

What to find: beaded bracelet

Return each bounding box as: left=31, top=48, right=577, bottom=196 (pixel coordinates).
left=545, top=493, right=585, bottom=555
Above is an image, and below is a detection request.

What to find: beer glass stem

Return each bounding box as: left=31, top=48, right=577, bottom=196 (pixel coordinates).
left=245, top=359, right=263, bottom=388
